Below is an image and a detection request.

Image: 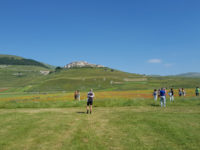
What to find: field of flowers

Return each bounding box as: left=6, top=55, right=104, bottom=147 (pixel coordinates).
left=0, top=88, right=197, bottom=103
left=0, top=89, right=200, bottom=150
left=0, top=88, right=8, bottom=92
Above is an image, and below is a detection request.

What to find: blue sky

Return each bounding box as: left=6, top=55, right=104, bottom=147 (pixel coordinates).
left=0, top=0, right=199, bottom=75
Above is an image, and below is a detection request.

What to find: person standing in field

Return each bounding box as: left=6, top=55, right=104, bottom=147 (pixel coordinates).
left=164, top=88, right=167, bottom=98
left=76, top=90, right=80, bottom=101
left=182, top=88, right=186, bottom=97
left=153, top=89, right=158, bottom=101
left=158, top=89, right=161, bottom=98
left=196, top=87, right=200, bottom=96
left=169, top=88, right=174, bottom=102
left=87, top=89, right=95, bottom=114
left=178, top=88, right=182, bottom=97
left=74, top=90, right=78, bottom=100
left=160, top=88, right=166, bottom=107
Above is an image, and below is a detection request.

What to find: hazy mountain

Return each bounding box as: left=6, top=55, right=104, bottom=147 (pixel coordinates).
left=175, top=72, right=200, bottom=78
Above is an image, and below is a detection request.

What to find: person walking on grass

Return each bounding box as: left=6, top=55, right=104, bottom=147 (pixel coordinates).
left=160, top=88, right=166, bottom=107
left=196, top=87, right=200, bottom=96
left=87, top=89, right=95, bottom=114
left=153, top=89, right=158, bottom=101
left=169, top=88, right=174, bottom=102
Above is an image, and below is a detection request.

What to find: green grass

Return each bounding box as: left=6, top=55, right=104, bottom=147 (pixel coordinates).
left=0, top=92, right=200, bottom=150
left=0, top=104, right=199, bottom=150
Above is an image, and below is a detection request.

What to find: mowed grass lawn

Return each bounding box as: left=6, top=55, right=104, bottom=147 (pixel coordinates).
left=0, top=102, right=200, bottom=150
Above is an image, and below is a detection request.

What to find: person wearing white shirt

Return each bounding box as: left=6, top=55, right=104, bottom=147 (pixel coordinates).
left=87, top=89, right=95, bottom=114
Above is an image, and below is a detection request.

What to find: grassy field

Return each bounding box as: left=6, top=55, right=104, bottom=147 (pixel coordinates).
left=0, top=90, right=200, bottom=150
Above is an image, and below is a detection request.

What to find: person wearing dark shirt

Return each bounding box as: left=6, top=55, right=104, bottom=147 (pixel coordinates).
left=196, top=87, right=200, bottom=96
left=169, top=88, right=174, bottom=102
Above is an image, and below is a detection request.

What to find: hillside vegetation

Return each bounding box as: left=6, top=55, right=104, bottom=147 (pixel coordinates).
left=0, top=65, right=51, bottom=90
left=1, top=66, right=200, bottom=92
left=0, top=54, right=49, bottom=68
left=1, top=55, right=200, bottom=92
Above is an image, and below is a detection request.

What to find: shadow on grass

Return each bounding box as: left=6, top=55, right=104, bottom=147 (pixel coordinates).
left=150, top=103, right=160, bottom=107
left=76, top=111, right=86, bottom=114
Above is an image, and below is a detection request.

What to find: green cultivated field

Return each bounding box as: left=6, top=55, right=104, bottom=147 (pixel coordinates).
left=0, top=96, right=200, bottom=150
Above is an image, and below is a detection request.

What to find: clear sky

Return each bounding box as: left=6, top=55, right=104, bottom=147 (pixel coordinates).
left=0, top=0, right=200, bottom=75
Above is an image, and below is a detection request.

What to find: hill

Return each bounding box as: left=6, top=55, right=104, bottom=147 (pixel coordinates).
left=0, top=65, right=52, bottom=91
left=1, top=66, right=200, bottom=92
left=0, top=55, right=55, bottom=91
left=27, top=67, right=146, bottom=92
left=175, top=72, right=200, bottom=78
left=0, top=54, right=50, bottom=68
left=0, top=55, right=200, bottom=92
left=26, top=67, right=200, bottom=92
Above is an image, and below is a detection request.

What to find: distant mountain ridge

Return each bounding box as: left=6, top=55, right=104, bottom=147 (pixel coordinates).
left=175, top=72, right=200, bottom=78
left=64, top=61, right=104, bottom=69
left=0, top=54, right=51, bottom=68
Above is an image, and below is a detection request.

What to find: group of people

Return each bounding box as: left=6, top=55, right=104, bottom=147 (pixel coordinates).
left=153, top=88, right=174, bottom=107
left=153, top=88, right=175, bottom=102
left=178, top=88, right=186, bottom=97
left=153, top=87, right=200, bottom=107
left=74, top=89, right=95, bottom=114
left=74, top=87, right=200, bottom=113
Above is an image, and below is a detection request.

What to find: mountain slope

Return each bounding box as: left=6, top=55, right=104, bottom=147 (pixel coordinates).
left=0, top=54, right=50, bottom=68
left=27, top=68, right=200, bottom=92
left=0, top=55, right=55, bottom=91
left=0, top=55, right=200, bottom=92
left=28, top=67, right=146, bottom=92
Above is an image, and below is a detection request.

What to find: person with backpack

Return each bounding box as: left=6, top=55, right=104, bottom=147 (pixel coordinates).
left=160, top=88, right=166, bottom=107
left=86, top=89, right=95, bottom=114
left=195, top=87, right=200, bottom=96
left=153, top=89, right=158, bottom=101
